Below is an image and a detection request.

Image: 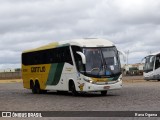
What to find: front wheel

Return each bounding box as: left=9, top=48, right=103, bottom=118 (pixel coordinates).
left=70, top=82, right=78, bottom=96
left=101, top=91, right=107, bottom=96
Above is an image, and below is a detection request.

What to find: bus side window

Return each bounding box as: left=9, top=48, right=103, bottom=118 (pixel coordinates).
left=155, top=56, right=160, bottom=69
left=22, top=46, right=73, bottom=65
left=64, top=47, right=73, bottom=65
left=71, top=46, right=84, bottom=72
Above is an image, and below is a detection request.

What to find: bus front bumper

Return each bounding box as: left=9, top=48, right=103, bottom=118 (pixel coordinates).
left=80, top=80, right=122, bottom=92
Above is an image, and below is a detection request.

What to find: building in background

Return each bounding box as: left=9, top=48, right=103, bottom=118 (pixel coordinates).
left=122, top=63, right=144, bottom=76
left=0, top=68, right=21, bottom=79
left=0, top=68, right=15, bottom=72
left=0, top=68, right=21, bottom=73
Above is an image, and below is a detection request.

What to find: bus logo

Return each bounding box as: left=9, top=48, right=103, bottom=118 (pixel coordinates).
left=31, top=66, right=46, bottom=73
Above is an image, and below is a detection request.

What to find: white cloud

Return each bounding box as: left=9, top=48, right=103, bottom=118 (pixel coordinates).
left=0, top=0, right=160, bottom=68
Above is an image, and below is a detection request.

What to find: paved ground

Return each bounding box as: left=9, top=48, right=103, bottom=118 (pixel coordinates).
left=0, top=77, right=160, bottom=120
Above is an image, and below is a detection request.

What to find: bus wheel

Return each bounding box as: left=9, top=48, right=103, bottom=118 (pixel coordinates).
left=57, top=91, right=68, bottom=94
left=70, top=81, right=78, bottom=96
left=41, top=90, right=47, bottom=94
left=35, top=81, right=42, bottom=94
left=101, top=91, right=107, bottom=96
left=30, top=81, right=37, bottom=94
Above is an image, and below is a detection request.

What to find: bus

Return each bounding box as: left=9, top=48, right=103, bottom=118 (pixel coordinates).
left=22, top=38, right=123, bottom=95
left=143, top=51, right=160, bottom=81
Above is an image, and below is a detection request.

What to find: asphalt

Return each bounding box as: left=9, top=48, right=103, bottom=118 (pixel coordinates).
left=0, top=78, right=160, bottom=120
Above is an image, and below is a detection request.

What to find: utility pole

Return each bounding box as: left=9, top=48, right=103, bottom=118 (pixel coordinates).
left=126, top=50, right=129, bottom=65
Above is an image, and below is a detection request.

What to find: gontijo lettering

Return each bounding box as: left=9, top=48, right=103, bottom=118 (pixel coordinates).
left=31, top=66, right=45, bottom=72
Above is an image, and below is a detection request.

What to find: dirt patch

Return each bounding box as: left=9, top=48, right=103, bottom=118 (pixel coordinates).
left=0, top=79, right=22, bottom=83
left=122, top=75, right=146, bottom=83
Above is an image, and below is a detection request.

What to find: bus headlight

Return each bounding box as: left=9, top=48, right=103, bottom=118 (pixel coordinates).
left=83, top=77, right=95, bottom=84
left=118, top=75, right=122, bottom=82
left=118, top=77, right=122, bottom=82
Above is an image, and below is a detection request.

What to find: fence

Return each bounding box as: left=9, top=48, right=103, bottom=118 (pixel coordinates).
left=0, top=72, right=22, bottom=80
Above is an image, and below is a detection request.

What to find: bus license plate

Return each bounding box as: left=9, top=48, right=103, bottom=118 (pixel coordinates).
left=104, top=86, right=110, bottom=89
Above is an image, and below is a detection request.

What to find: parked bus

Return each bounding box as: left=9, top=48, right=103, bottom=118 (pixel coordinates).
left=22, top=38, right=122, bottom=95
left=143, top=51, right=160, bottom=81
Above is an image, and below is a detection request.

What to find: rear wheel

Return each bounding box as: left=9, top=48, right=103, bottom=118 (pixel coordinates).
left=35, top=81, right=42, bottom=94
left=30, top=81, right=36, bottom=94
left=41, top=90, right=47, bottom=94
left=101, top=91, right=107, bottom=96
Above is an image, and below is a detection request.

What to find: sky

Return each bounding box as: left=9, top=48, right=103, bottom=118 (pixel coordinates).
left=0, top=0, right=160, bottom=69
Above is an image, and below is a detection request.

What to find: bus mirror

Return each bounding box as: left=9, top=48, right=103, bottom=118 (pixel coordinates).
left=76, top=52, right=86, bottom=64
left=150, top=56, right=154, bottom=62
left=118, top=50, right=126, bottom=62
left=141, top=58, right=145, bottom=64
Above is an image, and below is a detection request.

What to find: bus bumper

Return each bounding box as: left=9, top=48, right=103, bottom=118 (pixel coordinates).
left=81, top=80, right=122, bottom=92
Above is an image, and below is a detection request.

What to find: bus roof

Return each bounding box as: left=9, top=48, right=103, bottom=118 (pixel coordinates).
left=150, top=51, right=160, bottom=56
left=23, top=38, right=114, bottom=53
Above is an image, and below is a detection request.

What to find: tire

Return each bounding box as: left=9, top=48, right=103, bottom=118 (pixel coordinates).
left=101, top=91, right=107, bottom=96
left=30, top=81, right=37, bottom=94
left=57, top=91, right=68, bottom=95
left=70, top=82, right=78, bottom=96
left=41, top=90, right=47, bottom=94
left=35, top=81, right=42, bottom=94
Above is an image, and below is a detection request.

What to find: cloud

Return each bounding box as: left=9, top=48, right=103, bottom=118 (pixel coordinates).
left=0, top=0, right=160, bottom=69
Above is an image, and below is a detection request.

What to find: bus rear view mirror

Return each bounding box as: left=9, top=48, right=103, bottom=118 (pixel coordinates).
left=150, top=56, right=154, bottom=62
left=76, top=51, right=86, bottom=64
left=141, top=57, right=146, bottom=64
left=118, top=50, right=126, bottom=62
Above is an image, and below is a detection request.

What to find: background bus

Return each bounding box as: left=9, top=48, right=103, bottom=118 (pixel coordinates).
left=143, top=51, right=160, bottom=81
left=22, top=38, right=123, bottom=95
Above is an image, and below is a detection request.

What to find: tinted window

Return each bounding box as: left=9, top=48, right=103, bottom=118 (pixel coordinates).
left=22, top=46, right=73, bottom=65
left=71, top=46, right=85, bottom=72
left=155, top=55, right=160, bottom=69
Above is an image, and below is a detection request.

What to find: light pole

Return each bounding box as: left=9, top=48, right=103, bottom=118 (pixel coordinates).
left=126, top=50, right=129, bottom=65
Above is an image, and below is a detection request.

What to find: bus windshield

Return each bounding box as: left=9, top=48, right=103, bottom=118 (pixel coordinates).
left=82, top=47, right=121, bottom=77
left=144, top=55, right=155, bottom=73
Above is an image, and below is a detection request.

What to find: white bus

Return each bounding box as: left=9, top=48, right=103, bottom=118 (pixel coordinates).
left=143, top=51, right=160, bottom=81
left=22, top=38, right=122, bottom=96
